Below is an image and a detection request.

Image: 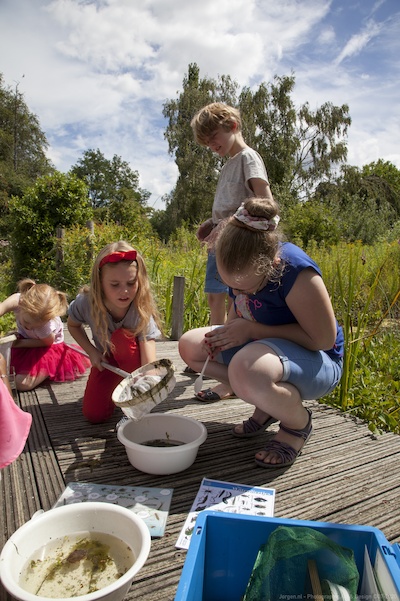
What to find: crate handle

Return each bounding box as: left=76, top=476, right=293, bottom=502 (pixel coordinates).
left=382, top=545, right=396, bottom=558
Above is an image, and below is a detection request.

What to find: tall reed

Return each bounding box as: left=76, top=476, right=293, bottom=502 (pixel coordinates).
left=1, top=225, right=399, bottom=433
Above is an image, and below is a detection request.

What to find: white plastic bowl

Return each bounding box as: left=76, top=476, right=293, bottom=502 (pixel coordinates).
left=0, top=502, right=151, bottom=601
left=117, top=413, right=207, bottom=475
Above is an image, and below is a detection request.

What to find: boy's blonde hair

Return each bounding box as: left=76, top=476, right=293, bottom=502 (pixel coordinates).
left=191, top=102, right=242, bottom=146
left=18, top=279, right=68, bottom=322
left=216, top=198, right=282, bottom=280
left=86, top=241, right=162, bottom=354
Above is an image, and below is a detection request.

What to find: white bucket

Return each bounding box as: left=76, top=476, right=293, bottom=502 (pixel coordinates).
left=117, top=413, right=207, bottom=475
left=0, top=502, right=151, bottom=601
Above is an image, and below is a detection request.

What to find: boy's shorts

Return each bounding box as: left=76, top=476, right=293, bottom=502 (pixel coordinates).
left=204, top=252, right=229, bottom=294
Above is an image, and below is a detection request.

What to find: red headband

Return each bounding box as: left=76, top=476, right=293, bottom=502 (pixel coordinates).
left=99, top=250, right=137, bottom=269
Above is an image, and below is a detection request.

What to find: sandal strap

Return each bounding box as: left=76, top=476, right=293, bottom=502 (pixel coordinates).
left=242, top=417, right=265, bottom=434
left=260, top=440, right=298, bottom=464
left=279, top=408, right=312, bottom=441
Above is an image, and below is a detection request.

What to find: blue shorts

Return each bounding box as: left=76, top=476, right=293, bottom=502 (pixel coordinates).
left=204, top=252, right=229, bottom=294
left=220, top=337, right=343, bottom=400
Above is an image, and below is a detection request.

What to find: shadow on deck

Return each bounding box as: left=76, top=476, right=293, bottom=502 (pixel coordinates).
left=1, top=339, right=400, bottom=601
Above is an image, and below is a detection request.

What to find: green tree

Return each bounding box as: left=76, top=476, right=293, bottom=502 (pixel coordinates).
left=284, top=200, right=340, bottom=247
left=314, top=162, right=400, bottom=244
left=160, top=65, right=351, bottom=237
left=9, top=171, right=93, bottom=284
left=361, top=159, right=400, bottom=215
left=70, top=148, right=150, bottom=214
left=362, top=158, right=400, bottom=188
left=0, top=74, right=53, bottom=236
left=294, top=100, right=351, bottom=197
left=239, top=75, right=298, bottom=205
left=159, top=63, right=239, bottom=238
left=239, top=76, right=351, bottom=203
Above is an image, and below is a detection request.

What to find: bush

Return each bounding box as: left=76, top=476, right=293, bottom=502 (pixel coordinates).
left=1, top=224, right=399, bottom=435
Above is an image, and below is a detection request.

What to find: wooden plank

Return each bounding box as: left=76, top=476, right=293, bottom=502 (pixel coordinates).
left=2, top=338, right=400, bottom=601
left=1, top=452, right=40, bottom=546
left=18, top=389, right=65, bottom=510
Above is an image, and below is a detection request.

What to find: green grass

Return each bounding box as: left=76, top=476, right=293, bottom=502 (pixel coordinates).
left=0, top=226, right=399, bottom=435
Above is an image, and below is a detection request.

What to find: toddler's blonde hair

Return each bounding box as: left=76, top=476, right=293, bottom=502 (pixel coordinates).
left=18, top=279, right=68, bottom=322
left=191, top=102, right=242, bottom=146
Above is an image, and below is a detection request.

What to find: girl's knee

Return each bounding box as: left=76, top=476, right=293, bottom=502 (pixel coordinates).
left=83, top=368, right=118, bottom=423
left=178, top=332, right=190, bottom=359
left=15, top=374, right=41, bottom=391
left=179, top=328, right=209, bottom=365
left=82, top=381, right=115, bottom=422
left=83, top=403, right=114, bottom=424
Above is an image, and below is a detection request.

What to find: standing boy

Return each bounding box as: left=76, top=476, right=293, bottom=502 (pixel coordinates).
left=190, top=102, right=274, bottom=401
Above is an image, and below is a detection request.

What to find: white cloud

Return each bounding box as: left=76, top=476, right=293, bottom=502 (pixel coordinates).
left=334, top=19, right=382, bottom=66
left=317, top=26, right=336, bottom=46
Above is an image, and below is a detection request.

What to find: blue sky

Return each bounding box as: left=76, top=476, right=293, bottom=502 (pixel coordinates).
left=0, top=0, right=399, bottom=210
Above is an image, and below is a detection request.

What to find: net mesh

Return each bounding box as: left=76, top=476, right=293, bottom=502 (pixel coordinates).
left=112, top=358, right=176, bottom=420
left=243, top=525, right=359, bottom=601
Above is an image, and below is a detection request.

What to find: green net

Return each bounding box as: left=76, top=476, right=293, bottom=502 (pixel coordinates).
left=243, top=525, right=359, bottom=601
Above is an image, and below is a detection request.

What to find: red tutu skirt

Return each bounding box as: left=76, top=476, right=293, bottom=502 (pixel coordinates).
left=10, top=342, right=91, bottom=383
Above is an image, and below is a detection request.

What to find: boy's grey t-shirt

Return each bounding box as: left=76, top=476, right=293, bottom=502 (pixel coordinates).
left=212, top=147, right=269, bottom=223
left=68, top=293, right=161, bottom=353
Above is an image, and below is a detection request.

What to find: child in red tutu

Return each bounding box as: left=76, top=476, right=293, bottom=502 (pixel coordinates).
left=67, top=241, right=162, bottom=424
left=0, top=279, right=91, bottom=391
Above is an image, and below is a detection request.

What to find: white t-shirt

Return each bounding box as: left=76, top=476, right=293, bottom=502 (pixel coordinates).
left=16, top=314, right=64, bottom=344
left=212, top=147, right=269, bottom=223
left=68, top=293, right=161, bottom=353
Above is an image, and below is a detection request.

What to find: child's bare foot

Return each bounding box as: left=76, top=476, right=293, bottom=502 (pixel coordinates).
left=195, top=383, right=235, bottom=402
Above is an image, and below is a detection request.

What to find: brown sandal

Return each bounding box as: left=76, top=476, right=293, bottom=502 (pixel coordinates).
left=255, top=409, right=313, bottom=469
left=232, top=416, right=278, bottom=438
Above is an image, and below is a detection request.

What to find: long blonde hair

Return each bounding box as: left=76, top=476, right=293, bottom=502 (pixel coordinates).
left=18, top=279, right=68, bottom=322
left=85, top=241, right=162, bottom=354
left=216, top=198, right=283, bottom=280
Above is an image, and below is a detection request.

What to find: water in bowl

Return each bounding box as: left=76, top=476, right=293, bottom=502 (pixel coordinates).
left=19, top=531, right=135, bottom=598
left=142, top=439, right=185, bottom=447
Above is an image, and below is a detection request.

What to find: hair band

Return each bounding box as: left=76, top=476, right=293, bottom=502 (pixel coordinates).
left=99, top=250, right=137, bottom=269
left=233, top=203, right=280, bottom=231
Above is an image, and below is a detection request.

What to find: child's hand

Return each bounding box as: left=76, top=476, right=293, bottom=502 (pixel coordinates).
left=203, top=219, right=227, bottom=250
left=203, top=325, right=224, bottom=358
left=87, top=348, right=105, bottom=371
left=196, top=219, right=214, bottom=242
left=205, top=320, right=251, bottom=353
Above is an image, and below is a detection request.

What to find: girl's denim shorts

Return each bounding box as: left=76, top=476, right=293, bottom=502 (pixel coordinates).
left=220, top=337, right=343, bottom=400
left=204, top=252, right=229, bottom=294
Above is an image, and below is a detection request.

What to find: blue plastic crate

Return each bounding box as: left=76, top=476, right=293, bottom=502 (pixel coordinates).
left=175, top=512, right=400, bottom=601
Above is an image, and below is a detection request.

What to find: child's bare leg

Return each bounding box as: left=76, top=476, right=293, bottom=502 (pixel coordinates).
left=229, top=343, right=310, bottom=465
left=206, top=294, right=234, bottom=397
left=15, top=373, right=49, bottom=391
left=207, top=292, right=228, bottom=326
left=179, top=327, right=230, bottom=386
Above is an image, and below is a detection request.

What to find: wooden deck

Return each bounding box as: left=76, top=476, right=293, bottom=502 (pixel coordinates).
left=2, top=337, right=400, bottom=601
